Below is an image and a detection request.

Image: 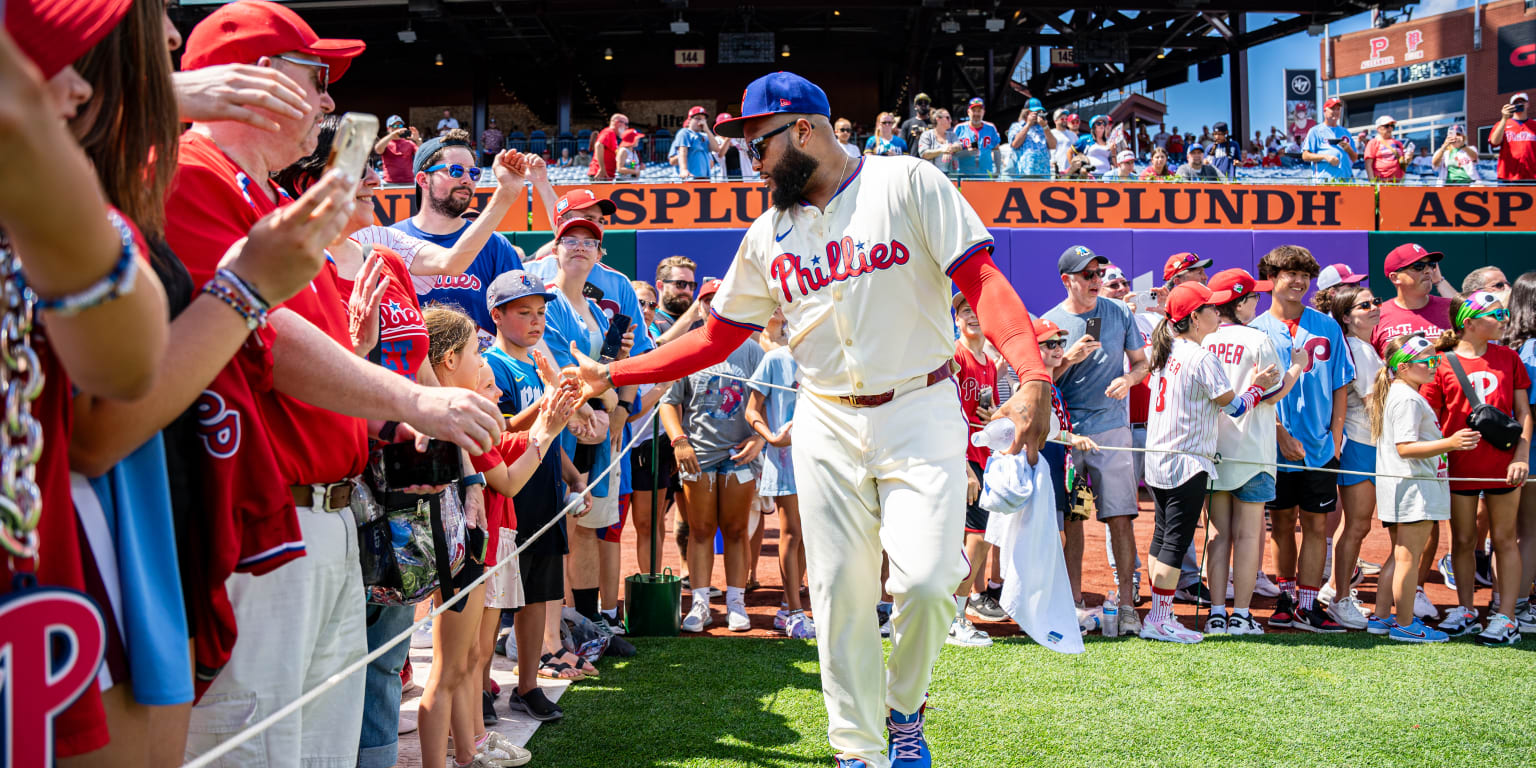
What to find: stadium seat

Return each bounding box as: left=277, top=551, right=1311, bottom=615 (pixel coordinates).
left=506, top=131, right=528, bottom=153
left=651, top=128, right=672, bottom=163
left=529, top=130, right=548, bottom=157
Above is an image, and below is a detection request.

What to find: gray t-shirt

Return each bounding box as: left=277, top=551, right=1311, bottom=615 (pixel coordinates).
left=662, top=340, right=766, bottom=469
left=1175, top=163, right=1224, bottom=181
left=1043, top=297, right=1144, bottom=436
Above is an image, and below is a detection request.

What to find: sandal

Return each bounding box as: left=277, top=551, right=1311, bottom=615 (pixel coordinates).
left=537, top=652, right=584, bottom=681
left=558, top=649, right=599, bottom=678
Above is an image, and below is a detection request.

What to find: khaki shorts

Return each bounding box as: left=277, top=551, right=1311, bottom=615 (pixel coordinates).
left=577, top=478, right=622, bottom=529
left=484, top=528, right=525, bottom=610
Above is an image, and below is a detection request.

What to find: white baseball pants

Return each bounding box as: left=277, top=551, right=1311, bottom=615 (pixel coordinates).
left=793, top=381, right=971, bottom=768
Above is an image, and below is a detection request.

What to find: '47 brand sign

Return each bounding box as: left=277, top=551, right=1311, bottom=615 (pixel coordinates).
left=960, top=182, right=1374, bottom=230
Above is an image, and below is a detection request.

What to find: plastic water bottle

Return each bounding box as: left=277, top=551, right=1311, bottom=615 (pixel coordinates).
left=1102, top=590, right=1120, bottom=637
left=971, top=420, right=1015, bottom=452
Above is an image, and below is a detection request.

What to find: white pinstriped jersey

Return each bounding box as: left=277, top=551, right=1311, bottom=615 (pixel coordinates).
left=711, top=156, right=994, bottom=397
left=1203, top=324, right=1283, bottom=491
left=1146, top=338, right=1233, bottom=489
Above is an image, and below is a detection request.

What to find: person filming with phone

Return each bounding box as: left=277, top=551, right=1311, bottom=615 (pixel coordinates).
left=1489, top=92, right=1534, bottom=182
left=1301, top=97, right=1359, bottom=181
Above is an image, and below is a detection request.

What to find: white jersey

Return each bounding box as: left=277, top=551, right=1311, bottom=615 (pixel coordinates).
left=1376, top=381, right=1450, bottom=524
left=1342, top=335, right=1382, bottom=446
left=1203, top=324, right=1282, bottom=491
left=712, top=155, right=993, bottom=397
left=350, top=225, right=433, bottom=293
left=1145, top=337, right=1233, bottom=489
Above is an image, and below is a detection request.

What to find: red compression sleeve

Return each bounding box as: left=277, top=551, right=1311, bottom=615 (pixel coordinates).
left=609, top=312, right=755, bottom=387
left=951, top=252, right=1050, bottom=386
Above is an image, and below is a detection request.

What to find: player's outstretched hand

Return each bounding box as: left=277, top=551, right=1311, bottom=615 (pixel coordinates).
left=564, top=341, right=614, bottom=399
left=995, top=379, right=1052, bottom=464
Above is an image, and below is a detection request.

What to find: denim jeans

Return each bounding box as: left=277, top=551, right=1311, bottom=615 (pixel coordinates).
left=357, top=604, right=416, bottom=768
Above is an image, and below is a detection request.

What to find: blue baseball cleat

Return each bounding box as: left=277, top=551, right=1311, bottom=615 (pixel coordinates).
left=835, top=758, right=871, bottom=767
left=887, top=704, right=932, bottom=767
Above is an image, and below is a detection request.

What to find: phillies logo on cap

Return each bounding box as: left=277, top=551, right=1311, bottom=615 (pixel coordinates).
left=780, top=98, right=792, bottom=107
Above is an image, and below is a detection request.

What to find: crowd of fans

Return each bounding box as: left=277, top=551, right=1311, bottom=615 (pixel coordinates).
left=6, top=0, right=1536, bottom=767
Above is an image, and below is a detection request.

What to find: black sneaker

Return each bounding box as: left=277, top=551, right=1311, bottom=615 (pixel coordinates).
left=985, top=583, right=1003, bottom=602
left=1175, top=581, right=1213, bottom=607
left=1269, top=592, right=1296, bottom=628
left=1293, top=603, right=1346, bottom=633
left=482, top=690, right=499, bottom=726
left=966, top=593, right=1008, bottom=622
left=508, top=686, right=563, bottom=722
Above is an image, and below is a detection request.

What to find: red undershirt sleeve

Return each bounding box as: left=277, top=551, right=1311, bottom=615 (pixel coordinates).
left=950, top=252, right=1051, bottom=387
left=609, top=311, right=755, bottom=387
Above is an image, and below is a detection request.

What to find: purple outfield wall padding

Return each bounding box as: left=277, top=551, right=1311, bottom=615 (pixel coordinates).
left=635, top=229, right=745, bottom=287
left=1007, top=229, right=1134, bottom=314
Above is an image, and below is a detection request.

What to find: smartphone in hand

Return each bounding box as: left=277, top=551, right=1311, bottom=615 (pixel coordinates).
left=1084, top=316, right=1103, bottom=341
left=381, top=439, right=462, bottom=490
left=599, top=314, right=632, bottom=363
left=328, top=112, right=379, bottom=182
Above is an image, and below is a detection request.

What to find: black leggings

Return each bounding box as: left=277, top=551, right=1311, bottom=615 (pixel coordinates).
left=1150, top=472, right=1207, bottom=569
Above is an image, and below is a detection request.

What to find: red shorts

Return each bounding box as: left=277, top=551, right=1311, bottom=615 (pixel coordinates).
left=600, top=495, right=631, bottom=544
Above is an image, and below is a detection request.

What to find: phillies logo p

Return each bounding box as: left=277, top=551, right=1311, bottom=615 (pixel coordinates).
left=195, top=390, right=241, bottom=459
left=1368, top=36, right=1389, bottom=59
left=0, top=588, right=107, bottom=768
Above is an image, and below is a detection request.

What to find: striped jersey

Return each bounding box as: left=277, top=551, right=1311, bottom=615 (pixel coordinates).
left=1203, top=324, right=1283, bottom=491
left=1146, top=338, right=1233, bottom=489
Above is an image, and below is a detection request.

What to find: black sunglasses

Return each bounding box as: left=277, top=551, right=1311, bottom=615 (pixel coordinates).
left=637, top=299, right=658, bottom=310
left=1076, top=269, right=1106, bottom=280
left=1353, top=297, right=1385, bottom=311
left=1398, top=260, right=1434, bottom=274
left=748, top=121, right=798, bottom=162
left=661, top=279, right=697, bottom=290
left=1040, top=339, right=1065, bottom=350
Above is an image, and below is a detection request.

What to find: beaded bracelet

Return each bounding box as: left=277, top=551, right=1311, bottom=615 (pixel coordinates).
left=203, top=274, right=269, bottom=330
left=30, top=210, right=141, bottom=316
left=216, top=268, right=270, bottom=312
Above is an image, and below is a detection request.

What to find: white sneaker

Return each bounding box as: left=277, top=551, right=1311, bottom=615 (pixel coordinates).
left=681, top=601, right=713, bottom=633
left=463, top=749, right=531, bottom=768
left=1203, top=613, right=1228, bottom=635
left=726, top=601, right=751, bottom=632
left=1139, top=617, right=1203, bottom=644
left=1438, top=605, right=1482, bottom=637
left=1253, top=572, right=1281, bottom=598
left=477, top=732, right=532, bottom=766
left=1326, top=595, right=1369, bottom=630
left=411, top=619, right=434, bottom=649
left=1357, top=558, right=1382, bottom=576
left=1477, top=613, right=1522, bottom=647
left=1318, top=583, right=1336, bottom=607
left=1513, top=602, right=1536, bottom=632
left=1225, top=612, right=1265, bottom=636
left=1414, top=588, right=1440, bottom=621
left=946, top=616, right=993, bottom=647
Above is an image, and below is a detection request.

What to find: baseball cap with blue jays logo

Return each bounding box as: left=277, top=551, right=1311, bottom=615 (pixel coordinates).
left=487, top=270, right=557, bottom=312
left=713, top=72, right=832, bottom=139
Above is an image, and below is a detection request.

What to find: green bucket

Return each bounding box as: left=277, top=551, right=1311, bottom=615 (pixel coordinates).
left=624, top=568, right=682, bottom=637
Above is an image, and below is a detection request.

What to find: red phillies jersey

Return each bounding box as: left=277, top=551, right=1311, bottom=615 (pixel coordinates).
left=1421, top=343, right=1531, bottom=490
left=954, top=341, right=1000, bottom=466
left=1372, top=296, right=1455, bottom=356
left=1495, top=118, right=1536, bottom=181
left=335, top=244, right=428, bottom=379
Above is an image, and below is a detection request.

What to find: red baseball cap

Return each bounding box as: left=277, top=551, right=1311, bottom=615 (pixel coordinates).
left=6, top=0, right=131, bottom=78
left=553, top=189, right=616, bottom=218
left=1383, top=243, right=1444, bottom=275
left=1163, top=251, right=1213, bottom=282
left=555, top=217, right=603, bottom=241
left=182, top=0, right=365, bottom=82
left=1208, top=268, right=1272, bottom=304
left=1324, top=97, right=1343, bottom=109
left=715, top=112, right=734, bottom=126
left=699, top=278, right=724, bottom=299
left=1032, top=318, right=1067, bottom=342
left=620, top=130, right=644, bottom=145
left=1165, top=282, right=1216, bottom=322
left=687, top=106, right=708, bottom=118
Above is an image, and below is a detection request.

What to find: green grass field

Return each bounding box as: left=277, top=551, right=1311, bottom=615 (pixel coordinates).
left=528, top=634, right=1536, bottom=767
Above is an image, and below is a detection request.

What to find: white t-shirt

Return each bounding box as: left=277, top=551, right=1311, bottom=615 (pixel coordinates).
left=1343, top=335, right=1382, bottom=446
left=1376, top=381, right=1450, bottom=524
left=1083, top=141, right=1114, bottom=175
left=1146, top=337, right=1232, bottom=489
left=1051, top=128, right=1077, bottom=172
left=1203, top=324, right=1282, bottom=491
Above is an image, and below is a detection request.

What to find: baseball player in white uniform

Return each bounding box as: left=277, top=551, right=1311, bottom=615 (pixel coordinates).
left=1143, top=282, right=1279, bottom=643
left=564, top=72, right=1052, bottom=768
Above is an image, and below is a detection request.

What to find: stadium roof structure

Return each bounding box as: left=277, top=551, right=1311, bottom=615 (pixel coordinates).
left=172, top=0, right=1409, bottom=137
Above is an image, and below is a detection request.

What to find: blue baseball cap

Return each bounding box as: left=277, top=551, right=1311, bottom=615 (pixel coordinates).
left=1026, top=98, right=1044, bottom=112
left=487, top=270, right=556, bottom=313
left=714, top=72, right=831, bottom=139
left=968, top=97, right=986, bottom=108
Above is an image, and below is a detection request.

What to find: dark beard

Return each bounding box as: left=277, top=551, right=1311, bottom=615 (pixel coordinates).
left=428, top=187, right=472, bottom=218
left=662, top=294, right=692, bottom=317
left=768, top=142, right=820, bottom=212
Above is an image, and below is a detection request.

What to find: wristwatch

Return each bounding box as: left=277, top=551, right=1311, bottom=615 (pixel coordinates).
left=462, top=473, right=486, bottom=488
left=615, top=399, right=634, bottom=413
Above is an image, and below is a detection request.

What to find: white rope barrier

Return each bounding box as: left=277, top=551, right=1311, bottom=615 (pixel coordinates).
left=182, top=424, right=651, bottom=768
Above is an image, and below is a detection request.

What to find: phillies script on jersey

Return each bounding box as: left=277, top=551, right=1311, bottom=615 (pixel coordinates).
left=422, top=273, right=482, bottom=290
left=770, top=237, right=912, bottom=300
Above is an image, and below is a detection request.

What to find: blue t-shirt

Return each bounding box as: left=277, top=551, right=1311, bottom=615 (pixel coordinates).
left=522, top=258, right=656, bottom=360
left=390, top=218, right=523, bottom=346
left=864, top=135, right=908, bottom=157
left=952, top=122, right=1002, bottom=176
left=1303, top=125, right=1355, bottom=180
left=747, top=347, right=798, bottom=433
left=542, top=291, right=631, bottom=496
left=1043, top=298, right=1144, bottom=436
left=482, top=346, right=569, bottom=554
left=1521, top=340, right=1536, bottom=405
left=1250, top=308, right=1356, bottom=470
left=1007, top=122, right=1052, bottom=177
left=669, top=128, right=712, bottom=178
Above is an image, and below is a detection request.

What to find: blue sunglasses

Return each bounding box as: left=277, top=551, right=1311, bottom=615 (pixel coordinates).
left=425, top=163, right=482, bottom=181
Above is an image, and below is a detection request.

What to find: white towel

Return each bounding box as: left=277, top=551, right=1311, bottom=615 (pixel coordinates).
left=981, top=454, right=1083, bottom=654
